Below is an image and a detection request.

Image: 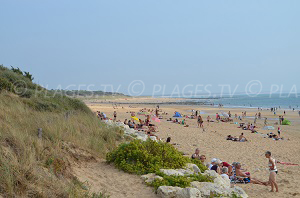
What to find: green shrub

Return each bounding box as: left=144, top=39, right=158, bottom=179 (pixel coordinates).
left=149, top=171, right=213, bottom=189
left=106, top=139, right=207, bottom=175
left=0, top=77, right=12, bottom=91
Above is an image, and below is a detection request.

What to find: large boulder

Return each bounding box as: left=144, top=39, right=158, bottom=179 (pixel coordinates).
left=157, top=186, right=182, bottom=198
left=185, top=163, right=201, bottom=174
left=190, top=182, right=225, bottom=197
left=160, top=169, right=185, bottom=176
left=229, top=186, right=248, bottom=198
left=157, top=186, right=202, bottom=198
left=160, top=168, right=195, bottom=177
left=190, top=181, right=248, bottom=198
left=202, top=170, right=230, bottom=188
left=176, top=188, right=202, bottom=198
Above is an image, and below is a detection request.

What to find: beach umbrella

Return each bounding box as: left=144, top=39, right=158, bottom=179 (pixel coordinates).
left=263, top=126, right=275, bottom=130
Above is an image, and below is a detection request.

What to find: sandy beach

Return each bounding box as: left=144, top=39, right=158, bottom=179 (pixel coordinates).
left=86, top=97, right=300, bottom=198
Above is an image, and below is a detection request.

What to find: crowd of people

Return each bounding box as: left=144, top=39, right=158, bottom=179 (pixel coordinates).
left=191, top=149, right=279, bottom=192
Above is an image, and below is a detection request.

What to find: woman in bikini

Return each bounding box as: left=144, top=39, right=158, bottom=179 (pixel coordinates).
left=265, top=151, right=279, bottom=192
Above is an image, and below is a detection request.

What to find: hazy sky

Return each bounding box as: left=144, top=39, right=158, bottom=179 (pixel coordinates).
left=1, top=0, right=299, bottom=96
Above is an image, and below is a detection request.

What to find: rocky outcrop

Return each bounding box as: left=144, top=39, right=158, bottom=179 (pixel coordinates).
left=142, top=168, right=248, bottom=198
left=157, top=186, right=201, bottom=198
left=105, top=120, right=152, bottom=141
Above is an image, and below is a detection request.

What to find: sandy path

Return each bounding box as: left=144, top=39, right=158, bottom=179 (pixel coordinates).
left=73, top=161, right=158, bottom=198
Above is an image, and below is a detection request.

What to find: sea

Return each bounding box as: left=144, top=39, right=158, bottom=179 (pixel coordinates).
left=158, top=93, right=300, bottom=110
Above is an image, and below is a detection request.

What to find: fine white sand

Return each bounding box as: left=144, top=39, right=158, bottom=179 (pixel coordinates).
left=85, top=97, right=300, bottom=198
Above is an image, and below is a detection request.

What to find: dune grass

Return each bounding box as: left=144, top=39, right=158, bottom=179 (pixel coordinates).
left=0, top=66, right=122, bottom=197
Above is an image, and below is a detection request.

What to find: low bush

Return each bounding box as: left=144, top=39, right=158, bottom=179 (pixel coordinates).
left=106, top=139, right=208, bottom=175
left=150, top=171, right=213, bottom=189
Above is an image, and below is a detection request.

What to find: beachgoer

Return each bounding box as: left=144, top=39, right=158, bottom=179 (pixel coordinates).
left=264, top=118, right=268, bottom=126
left=198, top=115, right=203, bottom=128
left=265, top=151, right=279, bottom=192
left=277, top=127, right=281, bottom=137
left=211, top=159, right=222, bottom=174
left=208, top=158, right=217, bottom=169
left=221, top=167, right=229, bottom=180
left=200, top=155, right=207, bottom=166
left=166, top=137, right=171, bottom=143
left=206, top=116, right=211, bottom=125
left=239, top=133, right=247, bottom=142
left=235, top=163, right=264, bottom=185
left=221, top=162, right=233, bottom=176
left=191, top=148, right=201, bottom=160
left=114, top=111, right=117, bottom=122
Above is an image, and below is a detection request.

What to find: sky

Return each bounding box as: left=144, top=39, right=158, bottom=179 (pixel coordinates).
left=1, top=0, right=299, bottom=96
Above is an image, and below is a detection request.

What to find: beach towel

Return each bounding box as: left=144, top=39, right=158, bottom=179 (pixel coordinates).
left=131, top=116, right=139, bottom=121
left=278, top=162, right=299, bottom=166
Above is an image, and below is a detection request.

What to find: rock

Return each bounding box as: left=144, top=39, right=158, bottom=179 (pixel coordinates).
left=160, top=169, right=185, bottom=176
left=230, top=186, right=248, bottom=198
left=202, top=170, right=219, bottom=179
left=185, top=163, right=201, bottom=174
left=157, top=186, right=182, bottom=198
left=176, top=188, right=202, bottom=198
left=176, top=169, right=194, bottom=176
left=141, top=173, right=163, bottom=184
left=149, top=136, right=157, bottom=141
left=214, top=175, right=230, bottom=189
left=157, top=186, right=201, bottom=198
left=202, top=170, right=230, bottom=188
left=190, top=181, right=248, bottom=198
left=190, top=182, right=225, bottom=197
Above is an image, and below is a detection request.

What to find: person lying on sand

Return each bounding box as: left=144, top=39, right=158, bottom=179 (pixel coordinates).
left=227, top=135, right=238, bottom=141
left=235, top=163, right=265, bottom=185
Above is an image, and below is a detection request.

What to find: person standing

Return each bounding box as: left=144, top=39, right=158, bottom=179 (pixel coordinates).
left=279, top=116, right=282, bottom=125
left=113, top=111, right=117, bottom=121
left=207, top=115, right=211, bottom=126
left=265, top=151, right=279, bottom=192
left=277, top=127, right=281, bottom=137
